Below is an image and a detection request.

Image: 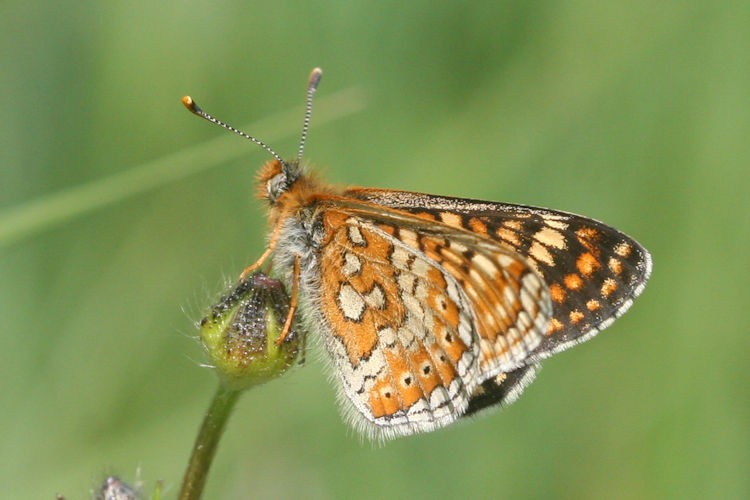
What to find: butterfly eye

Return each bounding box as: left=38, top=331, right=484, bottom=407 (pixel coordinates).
left=267, top=172, right=288, bottom=202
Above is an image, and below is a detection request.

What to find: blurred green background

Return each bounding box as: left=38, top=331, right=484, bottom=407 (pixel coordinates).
left=2, top=1, right=748, bottom=498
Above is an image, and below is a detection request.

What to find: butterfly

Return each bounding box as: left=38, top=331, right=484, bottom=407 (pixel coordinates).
left=182, top=68, right=652, bottom=440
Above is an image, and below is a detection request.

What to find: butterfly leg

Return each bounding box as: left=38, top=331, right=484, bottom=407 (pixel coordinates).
left=275, top=254, right=301, bottom=345
left=239, top=222, right=284, bottom=279
left=239, top=247, right=273, bottom=279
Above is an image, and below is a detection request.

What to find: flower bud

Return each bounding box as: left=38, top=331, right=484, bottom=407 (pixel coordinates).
left=199, top=272, right=304, bottom=390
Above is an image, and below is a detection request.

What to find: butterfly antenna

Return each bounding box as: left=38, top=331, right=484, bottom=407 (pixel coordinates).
left=181, top=95, right=286, bottom=166
left=297, top=67, right=323, bottom=162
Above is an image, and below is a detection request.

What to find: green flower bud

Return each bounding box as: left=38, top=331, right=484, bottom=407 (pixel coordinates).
left=200, top=272, right=304, bottom=391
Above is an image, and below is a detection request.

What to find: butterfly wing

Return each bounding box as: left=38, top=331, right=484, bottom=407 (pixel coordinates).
left=345, top=188, right=652, bottom=359
left=311, top=205, right=551, bottom=439
left=464, top=363, right=541, bottom=417
left=344, top=188, right=651, bottom=418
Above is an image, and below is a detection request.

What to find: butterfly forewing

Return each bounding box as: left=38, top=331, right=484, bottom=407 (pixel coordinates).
left=345, top=188, right=652, bottom=361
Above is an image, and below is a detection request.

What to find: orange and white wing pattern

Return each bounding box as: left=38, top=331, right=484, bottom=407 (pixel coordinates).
left=309, top=206, right=550, bottom=439
left=346, top=188, right=652, bottom=416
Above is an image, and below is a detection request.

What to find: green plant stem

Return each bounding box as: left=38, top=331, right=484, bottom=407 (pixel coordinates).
left=178, top=385, right=242, bottom=500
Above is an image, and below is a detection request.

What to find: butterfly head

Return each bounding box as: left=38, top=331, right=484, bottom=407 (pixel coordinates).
left=256, top=158, right=304, bottom=204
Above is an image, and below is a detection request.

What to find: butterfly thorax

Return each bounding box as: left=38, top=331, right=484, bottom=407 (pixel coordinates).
left=259, top=159, right=349, bottom=297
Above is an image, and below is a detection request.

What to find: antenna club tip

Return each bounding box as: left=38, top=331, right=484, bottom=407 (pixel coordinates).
left=308, top=68, right=323, bottom=90
left=182, top=95, right=199, bottom=112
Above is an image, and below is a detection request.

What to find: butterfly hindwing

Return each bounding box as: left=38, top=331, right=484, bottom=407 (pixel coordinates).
left=464, top=363, right=541, bottom=417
